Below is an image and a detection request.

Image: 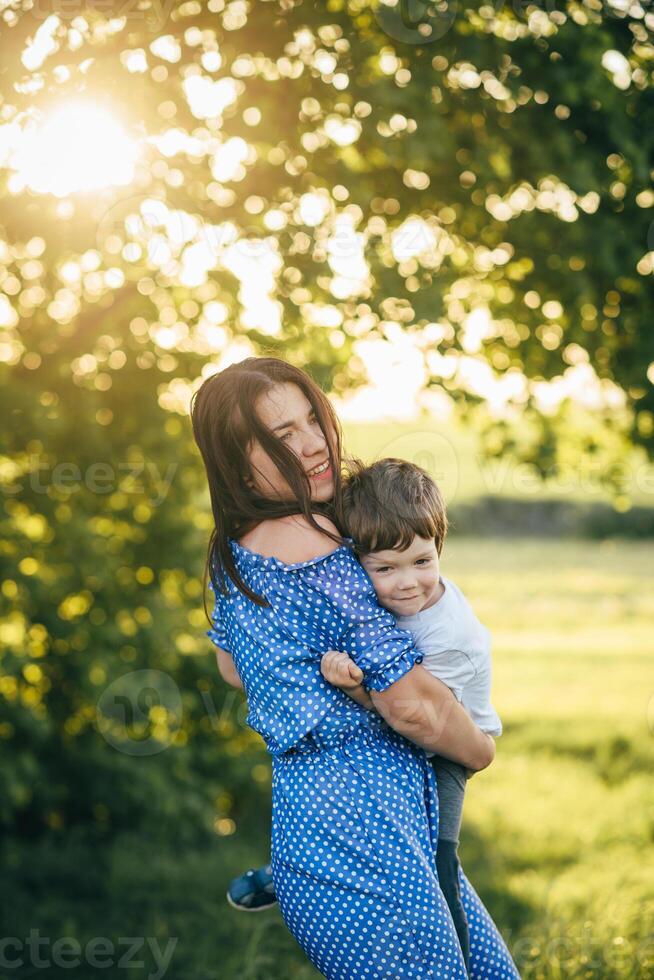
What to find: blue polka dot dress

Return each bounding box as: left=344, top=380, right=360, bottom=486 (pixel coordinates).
left=207, top=539, right=520, bottom=979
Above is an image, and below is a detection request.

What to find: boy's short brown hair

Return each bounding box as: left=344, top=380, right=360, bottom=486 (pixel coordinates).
left=341, top=457, right=448, bottom=556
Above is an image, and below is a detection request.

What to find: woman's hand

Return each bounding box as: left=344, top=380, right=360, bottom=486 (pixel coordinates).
left=320, top=650, right=365, bottom=690
left=215, top=647, right=244, bottom=690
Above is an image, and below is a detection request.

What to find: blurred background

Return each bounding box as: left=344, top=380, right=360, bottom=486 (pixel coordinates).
left=0, top=1, right=653, bottom=977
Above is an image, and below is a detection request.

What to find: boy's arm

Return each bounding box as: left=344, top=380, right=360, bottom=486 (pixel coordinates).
left=320, top=651, right=376, bottom=711
left=341, top=683, right=375, bottom=711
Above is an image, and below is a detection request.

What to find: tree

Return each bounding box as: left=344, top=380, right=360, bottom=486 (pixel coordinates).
left=0, top=0, right=653, bottom=834
left=0, top=0, right=652, bottom=445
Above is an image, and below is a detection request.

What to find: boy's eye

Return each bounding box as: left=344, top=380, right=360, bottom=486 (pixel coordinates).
left=280, top=431, right=293, bottom=442
left=375, top=566, right=392, bottom=573
left=415, top=558, right=431, bottom=566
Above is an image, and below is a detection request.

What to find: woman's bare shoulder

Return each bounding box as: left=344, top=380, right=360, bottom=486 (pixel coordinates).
left=239, top=514, right=342, bottom=564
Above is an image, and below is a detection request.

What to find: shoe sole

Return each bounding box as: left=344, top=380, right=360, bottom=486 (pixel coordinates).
left=226, top=891, right=278, bottom=913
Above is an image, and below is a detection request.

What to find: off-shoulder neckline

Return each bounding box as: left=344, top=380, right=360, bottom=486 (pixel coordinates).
left=229, top=536, right=354, bottom=571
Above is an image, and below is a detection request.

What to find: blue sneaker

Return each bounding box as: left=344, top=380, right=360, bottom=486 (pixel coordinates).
left=226, top=863, right=277, bottom=912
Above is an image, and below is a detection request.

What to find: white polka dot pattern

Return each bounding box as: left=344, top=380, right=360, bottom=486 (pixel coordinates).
left=207, top=540, right=521, bottom=978
left=206, top=540, right=424, bottom=756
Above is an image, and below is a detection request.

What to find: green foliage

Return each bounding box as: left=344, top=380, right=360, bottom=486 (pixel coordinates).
left=0, top=314, right=268, bottom=837
left=0, top=0, right=652, bottom=462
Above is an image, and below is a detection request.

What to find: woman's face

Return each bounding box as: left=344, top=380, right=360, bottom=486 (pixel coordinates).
left=247, top=383, right=336, bottom=503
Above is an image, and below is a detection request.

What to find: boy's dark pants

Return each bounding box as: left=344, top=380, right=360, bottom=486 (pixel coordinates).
left=430, top=755, right=470, bottom=975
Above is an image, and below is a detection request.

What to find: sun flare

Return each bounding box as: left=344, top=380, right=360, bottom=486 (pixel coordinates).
left=8, top=102, right=138, bottom=197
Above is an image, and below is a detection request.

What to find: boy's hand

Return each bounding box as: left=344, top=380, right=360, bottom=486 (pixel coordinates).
left=320, top=650, right=365, bottom=690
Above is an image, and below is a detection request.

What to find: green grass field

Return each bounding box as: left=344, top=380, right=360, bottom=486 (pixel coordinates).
left=5, top=539, right=652, bottom=979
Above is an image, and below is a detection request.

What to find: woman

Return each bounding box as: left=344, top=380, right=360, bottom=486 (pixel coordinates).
left=191, top=356, right=519, bottom=979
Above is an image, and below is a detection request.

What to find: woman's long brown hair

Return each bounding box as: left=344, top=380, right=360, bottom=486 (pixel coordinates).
left=190, top=356, right=344, bottom=613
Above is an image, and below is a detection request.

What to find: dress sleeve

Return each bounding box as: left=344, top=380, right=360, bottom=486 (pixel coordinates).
left=206, top=581, right=232, bottom=654
left=275, top=548, right=424, bottom=693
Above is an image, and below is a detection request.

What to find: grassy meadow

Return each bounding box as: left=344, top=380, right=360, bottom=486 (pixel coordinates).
left=5, top=537, right=652, bottom=979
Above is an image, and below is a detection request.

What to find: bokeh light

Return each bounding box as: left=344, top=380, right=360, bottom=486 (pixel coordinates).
left=8, top=102, right=138, bottom=197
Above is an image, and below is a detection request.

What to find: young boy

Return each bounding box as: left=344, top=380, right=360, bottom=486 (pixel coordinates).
left=320, top=457, right=502, bottom=973
left=227, top=459, right=502, bottom=973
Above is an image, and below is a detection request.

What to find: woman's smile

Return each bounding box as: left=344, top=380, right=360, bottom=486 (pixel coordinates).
left=306, top=460, right=332, bottom=480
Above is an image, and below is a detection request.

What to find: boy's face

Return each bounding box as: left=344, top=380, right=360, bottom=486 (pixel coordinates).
left=359, top=535, right=442, bottom=618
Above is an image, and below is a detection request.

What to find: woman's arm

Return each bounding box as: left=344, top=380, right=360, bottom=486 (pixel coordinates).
left=215, top=646, right=244, bottom=690
left=371, top=665, right=495, bottom=771
left=321, top=651, right=492, bottom=769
